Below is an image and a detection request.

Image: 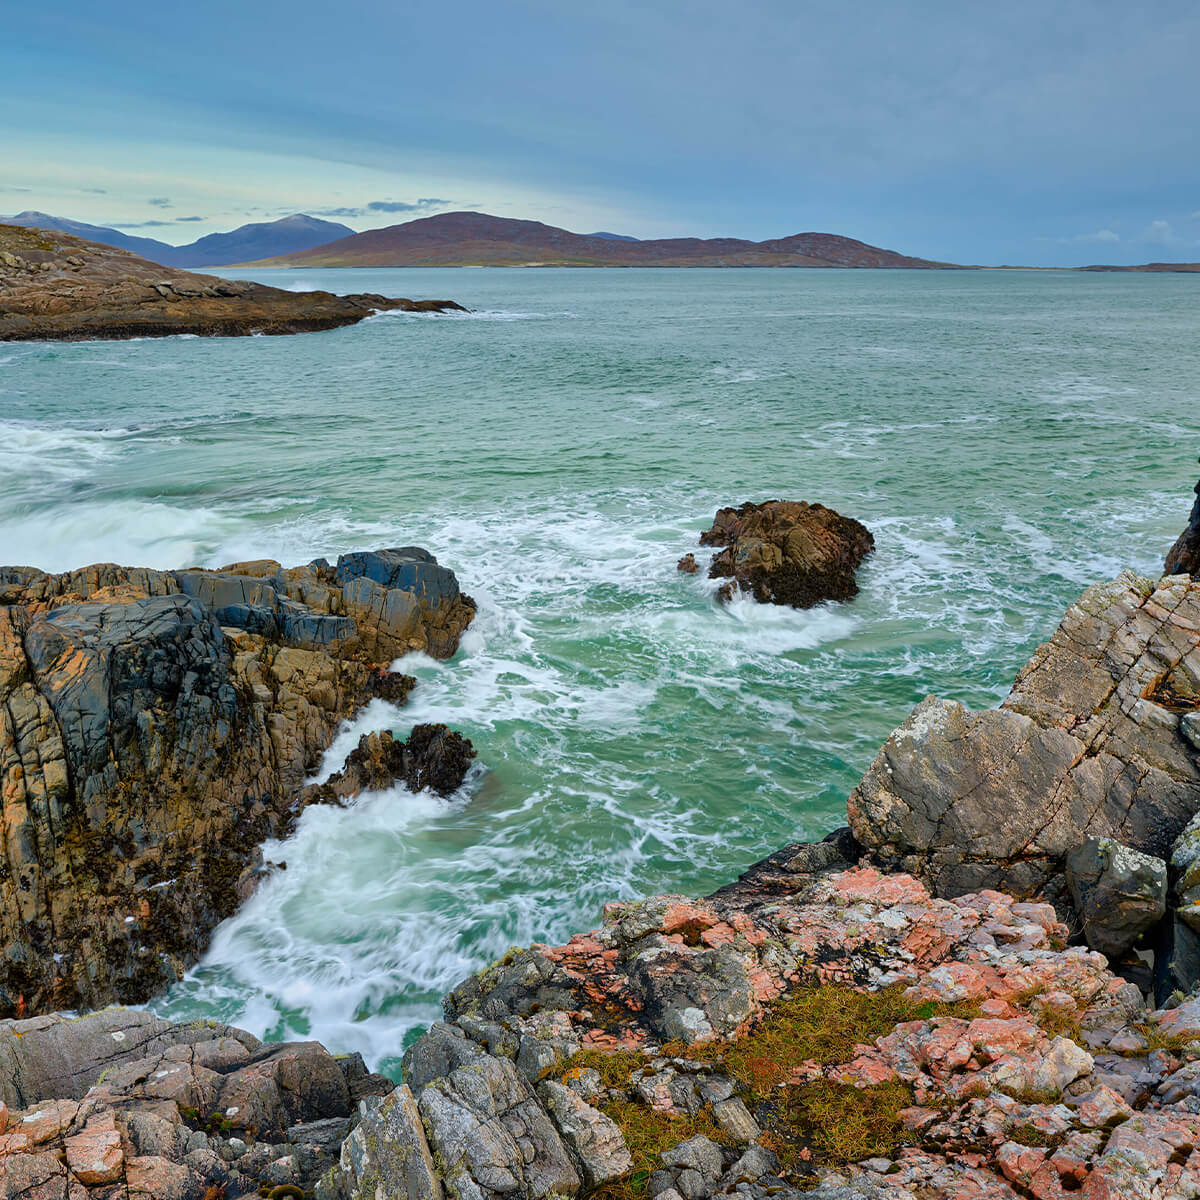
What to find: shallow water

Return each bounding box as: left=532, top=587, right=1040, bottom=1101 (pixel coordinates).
left=2, top=267, right=1197, bottom=1075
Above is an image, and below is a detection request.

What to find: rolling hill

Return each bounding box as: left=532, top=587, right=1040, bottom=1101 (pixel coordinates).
left=244, top=211, right=960, bottom=269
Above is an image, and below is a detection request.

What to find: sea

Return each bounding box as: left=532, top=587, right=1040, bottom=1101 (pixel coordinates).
left=2, top=266, right=1197, bottom=1077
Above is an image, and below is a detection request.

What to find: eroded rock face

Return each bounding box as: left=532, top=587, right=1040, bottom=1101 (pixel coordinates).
left=697, top=501, right=874, bottom=608
left=1065, top=838, right=1167, bottom=959
left=1165, top=470, right=1200, bottom=577
left=848, top=571, right=1200, bottom=906
left=0, top=550, right=475, bottom=1017
left=0, top=223, right=467, bottom=341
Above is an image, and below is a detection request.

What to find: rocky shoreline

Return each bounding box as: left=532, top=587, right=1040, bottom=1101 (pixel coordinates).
left=1, top=484, right=1198, bottom=1199
left=0, top=548, right=476, bottom=1018
left=0, top=224, right=466, bottom=341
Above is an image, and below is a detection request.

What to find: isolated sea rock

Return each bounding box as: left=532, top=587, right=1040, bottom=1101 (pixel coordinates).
left=847, top=570, right=1200, bottom=908
left=0, top=223, right=466, bottom=341
left=0, top=1007, right=392, bottom=1200
left=1065, top=838, right=1167, bottom=958
left=1165, top=466, right=1200, bottom=577
left=300, top=724, right=477, bottom=803
left=696, top=500, right=874, bottom=607
left=0, top=549, right=475, bottom=1017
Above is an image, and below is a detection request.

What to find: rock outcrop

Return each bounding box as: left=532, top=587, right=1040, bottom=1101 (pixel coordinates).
left=0, top=1007, right=393, bottom=1199
left=847, top=570, right=1200, bottom=908
left=0, top=549, right=475, bottom=1017
left=322, top=854, right=1200, bottom=1200
left=1166, top=466, right=1200, bottom=577
left=695, top=501, right=874, bottom=607
left=0, top=223, right=466, bottom=341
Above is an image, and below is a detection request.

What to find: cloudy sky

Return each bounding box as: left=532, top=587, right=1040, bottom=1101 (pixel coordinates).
left=4, top=0, right=1199, bottom=266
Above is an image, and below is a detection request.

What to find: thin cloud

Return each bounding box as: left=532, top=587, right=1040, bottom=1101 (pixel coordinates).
left=115, top=219, right=173, bottom=228
left=311, top=197, right=453, bottom=218
left=1058, top=229, right=1119, bottom=245
left=175, top=215, right=204, bottom=222
left=1140, top=218, right=1175, bottom=245
left=148, top=197, right=171, bottom=208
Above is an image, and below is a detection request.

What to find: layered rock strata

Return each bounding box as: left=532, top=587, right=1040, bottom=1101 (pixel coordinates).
left=848, top=570, right=1200, bottom=910
left=0, top=548, right=475, bottom=1017
left=0, top=224, right=466, bottom=341
left=690, top=501, right=874, bottom=607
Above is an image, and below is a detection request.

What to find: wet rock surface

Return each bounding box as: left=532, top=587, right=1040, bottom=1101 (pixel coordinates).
left=0, top=223, right=467, bottom=341
left=0, top=549, right=475, bottom=1016
left=301, top=724, right=478, bottom=802
left=848, top=570, right=1200, bottom=905
left=695, top=501, right=874, bottom=608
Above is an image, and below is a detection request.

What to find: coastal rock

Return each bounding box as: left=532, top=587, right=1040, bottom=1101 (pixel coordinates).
left=1065, top=838, right=1167, bottom=958
left=1165, top=467, right=1200, bottom=577
left=400, top=853, right=1200, bottom=1199
left=0, top=550, right=475, bottom=1016
left=0, top=223, right=467, bottom=341
left=697, top=500, right=874, bottom=608
left=847, top=571, right=1200, bottom=902
left=301, top=725, right=477, bottom=803
left=0, top=1008, right=391, bottom=1200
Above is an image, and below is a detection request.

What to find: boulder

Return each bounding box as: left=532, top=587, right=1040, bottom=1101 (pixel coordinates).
left=0, top=551, right=475, bottom=1016
left=301, top=724, right=477, bottom=804
left=697, top=500, right=874, bottom=607
left=0, top=1009, right=387, bottom=1199
left=848, top=571, right=1200, bottom=901
left=1065, top=838, right=1167, bottom=958
left=316, top=1085, right=442, bottom=1200
left=1165, top=466, right=1200, bottom=577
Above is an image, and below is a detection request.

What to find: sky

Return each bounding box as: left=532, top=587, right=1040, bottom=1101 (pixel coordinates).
left=3, top=0, right=1200, bottom=267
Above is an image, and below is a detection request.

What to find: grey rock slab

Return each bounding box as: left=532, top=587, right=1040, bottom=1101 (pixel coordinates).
left=0, top=1008, right=258, bottom=1108
left=662, top=1134, right=724, bottom=1180
left=1066, top=837, right=1167, bottom=958
left=538, top=1079, right=633, bottom=1187
left=848, top=573, right=1200, bottom=899
left=319, top=1085, right=442, bottom=1200
left=418, top=1050, right=580, bottom=1200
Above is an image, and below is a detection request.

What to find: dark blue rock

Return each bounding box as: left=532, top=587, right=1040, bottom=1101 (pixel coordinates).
left=335, top=549, right=458, bottom=604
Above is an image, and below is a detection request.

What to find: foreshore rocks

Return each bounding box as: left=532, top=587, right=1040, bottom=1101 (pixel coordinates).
left=690, top=501, right=874, bottom=607
left=0, top=1007, right=394, bottom=1199
left=0, top=548, right=476, bottom=1018
left=0, top=224, right=467, bottom=341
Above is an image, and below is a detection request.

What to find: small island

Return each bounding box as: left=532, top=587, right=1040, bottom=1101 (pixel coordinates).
left=0, top=223, right=465, bottom=341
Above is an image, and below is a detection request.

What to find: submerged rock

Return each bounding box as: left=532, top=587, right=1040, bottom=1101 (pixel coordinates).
left=0, top=549, right=475, bottom=1016
left=697, top=500, right=874, bottom=608
left=0, top=222, right=467, bottom=341
left=847, top=570, right=1200, bottom=905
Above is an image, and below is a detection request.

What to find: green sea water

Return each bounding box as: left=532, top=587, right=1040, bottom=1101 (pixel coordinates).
left=2, top=267, right=1196, bottom=1074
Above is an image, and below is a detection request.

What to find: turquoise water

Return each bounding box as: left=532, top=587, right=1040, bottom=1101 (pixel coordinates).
left=2, top=267, right=1197, bottom=1074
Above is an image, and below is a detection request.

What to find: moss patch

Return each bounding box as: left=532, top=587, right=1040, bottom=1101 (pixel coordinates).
left=564, top=984, right=978, bottom=1196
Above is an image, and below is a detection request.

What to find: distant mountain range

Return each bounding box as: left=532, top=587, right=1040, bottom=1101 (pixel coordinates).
left=0, top=212, right=353, bottom=267
left=244, top=212, right=958, bottom=269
